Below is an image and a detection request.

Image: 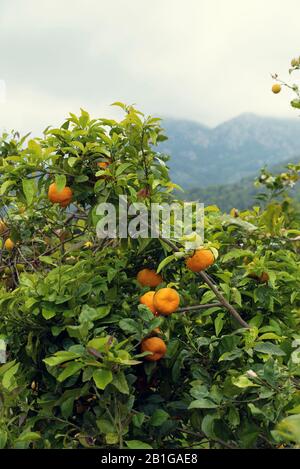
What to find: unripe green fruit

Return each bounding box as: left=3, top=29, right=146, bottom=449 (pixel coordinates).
left=291, top=58, right=299, bottom=67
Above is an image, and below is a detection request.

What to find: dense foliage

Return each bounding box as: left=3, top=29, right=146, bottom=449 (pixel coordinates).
left=0, top=74, right=300, bottom=449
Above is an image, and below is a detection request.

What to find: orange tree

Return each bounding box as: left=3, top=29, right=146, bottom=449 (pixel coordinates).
left=0, top=93, right=300, bottom=449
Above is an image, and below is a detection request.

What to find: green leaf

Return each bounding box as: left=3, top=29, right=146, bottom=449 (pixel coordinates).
left=201, top=414, right=218, bottom=438
left=87, top=336, right=111, bottom=352
left=188, top=398, right=218, bottom=409
left=42, top=308, right=56, bottom=320
left=276, top=414, right=300, bottom=443
left=61, top=397, right=75, bottom=419
left=254, top=342, right=286, bottom=356
left=22, top=178, right=36, bottom=205
left=0, top=430, right=7, bottom=449
left=149, top=409, right=169, bottom=426
left=97, top=418, right=116, bottom=434
left=93, top=368, right=113, bottom=390
left=214, top=313, right=224, bottom=337
left=258, top=333, right=282, bottom=341
left=55, top=174, right=66, bottom=192
left=115, top=163, right=132, bottom=176
left=132, top=412, right=145, bottom=428
left=39, top=256, right=57, bottom=266
left=68, top=156, right=78, bottom=167
left=16, top=432, right=41, bottom=443
left=156, top=254, right=176, bottom=274
left=105, top=433, right=119, bottom=445
left=43, top=351, right=81, bottom=367
left=111, top=101, right=127, bottom=110
left=0, top=180, right=15, bottom=195
left=119, top=318, right=140, bottom=334
left=79, top=305, right=111, bottom=323
left=2, top=362, right=19, bottom=389
left=222, top=249, right=253, bottom=263
left=291, top=99, right=300, bottom=109
left=232, top=375, right=259, bottom=388
left=126, top=440, right=153, bottom=449
left=111, top=371, right=129, bottom=394
left=57, top=362, right=82, bottom=383
left=218, top=349, right=243, bottom=362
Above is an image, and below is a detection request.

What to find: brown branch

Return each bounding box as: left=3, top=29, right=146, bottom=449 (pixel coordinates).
left=199, top=271, right=249, bottom=328
left=177, top=302, right=222, bottom=312
left=160, top=237, right=250, bottom=329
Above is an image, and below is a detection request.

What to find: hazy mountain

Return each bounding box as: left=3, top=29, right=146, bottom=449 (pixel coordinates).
left=182, top=158, right=300, bottom=212
left=160, top=113, right=300, bottom=188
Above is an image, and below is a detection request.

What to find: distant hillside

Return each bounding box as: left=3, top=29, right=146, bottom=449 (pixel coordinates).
left=160, top=113, right=300, bottom=188
left=182, top=159, right=300, bottom=212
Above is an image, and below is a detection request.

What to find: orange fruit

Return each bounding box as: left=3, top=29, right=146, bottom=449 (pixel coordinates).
left=248, top=272, right=269, bottom=284
left=272, top=84, right=281, bottom=94
left=4, top=238, right=15, bottom=251
left=141, top=337, right=167, bottom=361
left=137, top=269, right=163, bottom=288
left=48, top=182, right=73, bottom=208
left=139, top=291, right=156, bottom=314
left=0, top=220, right=8, bottom=235
left=97, top=161, right=110, bottom=169
left=153, top=287, right=180, bottom=316
left=186, top=248, right=215, bottom=272
left=259, top=272, right=269, bottom=284
left=137, top=187, right=150, bottom=199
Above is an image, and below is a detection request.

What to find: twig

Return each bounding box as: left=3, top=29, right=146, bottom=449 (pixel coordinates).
left=199, top=271, right=249, bottom=328
left=177, top=302, right=222, bottom=312
left=179, top=427, right=238, bottom=449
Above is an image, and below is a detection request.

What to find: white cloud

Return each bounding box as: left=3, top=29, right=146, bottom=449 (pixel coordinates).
left=1, top=0, right=300, bottom=134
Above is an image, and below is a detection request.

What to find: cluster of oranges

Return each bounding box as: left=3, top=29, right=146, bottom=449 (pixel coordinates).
left=137, top=248, right=216, bottom=362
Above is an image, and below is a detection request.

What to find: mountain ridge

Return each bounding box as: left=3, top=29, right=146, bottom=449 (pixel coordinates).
left=159, top=113, right=300, bottom=188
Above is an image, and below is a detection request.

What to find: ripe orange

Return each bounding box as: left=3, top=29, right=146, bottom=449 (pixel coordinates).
left=153, top=287, right=180, bottom=316
left=272, top=84, right=281, bottom=94
left=97, top=161, right=110, bottom=169
left=141, top=337, right=167, bottom=361
left=137, top=269, right=163, bottom=288
left=186, top=248, right=215, bottom=272
left=4, top=238, right=15, bottom=251
left=139, top=291, right=156, bottom=314
left=48, top=182, right=73, bottom=208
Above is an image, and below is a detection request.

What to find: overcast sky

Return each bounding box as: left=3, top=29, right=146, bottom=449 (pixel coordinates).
left=1, top=0, right=300, bottom=135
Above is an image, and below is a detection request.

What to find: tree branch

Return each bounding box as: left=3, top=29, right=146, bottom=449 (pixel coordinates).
left=160, top=237, right=249, bottom=328
left=177, top=302, right=222, bottom=312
